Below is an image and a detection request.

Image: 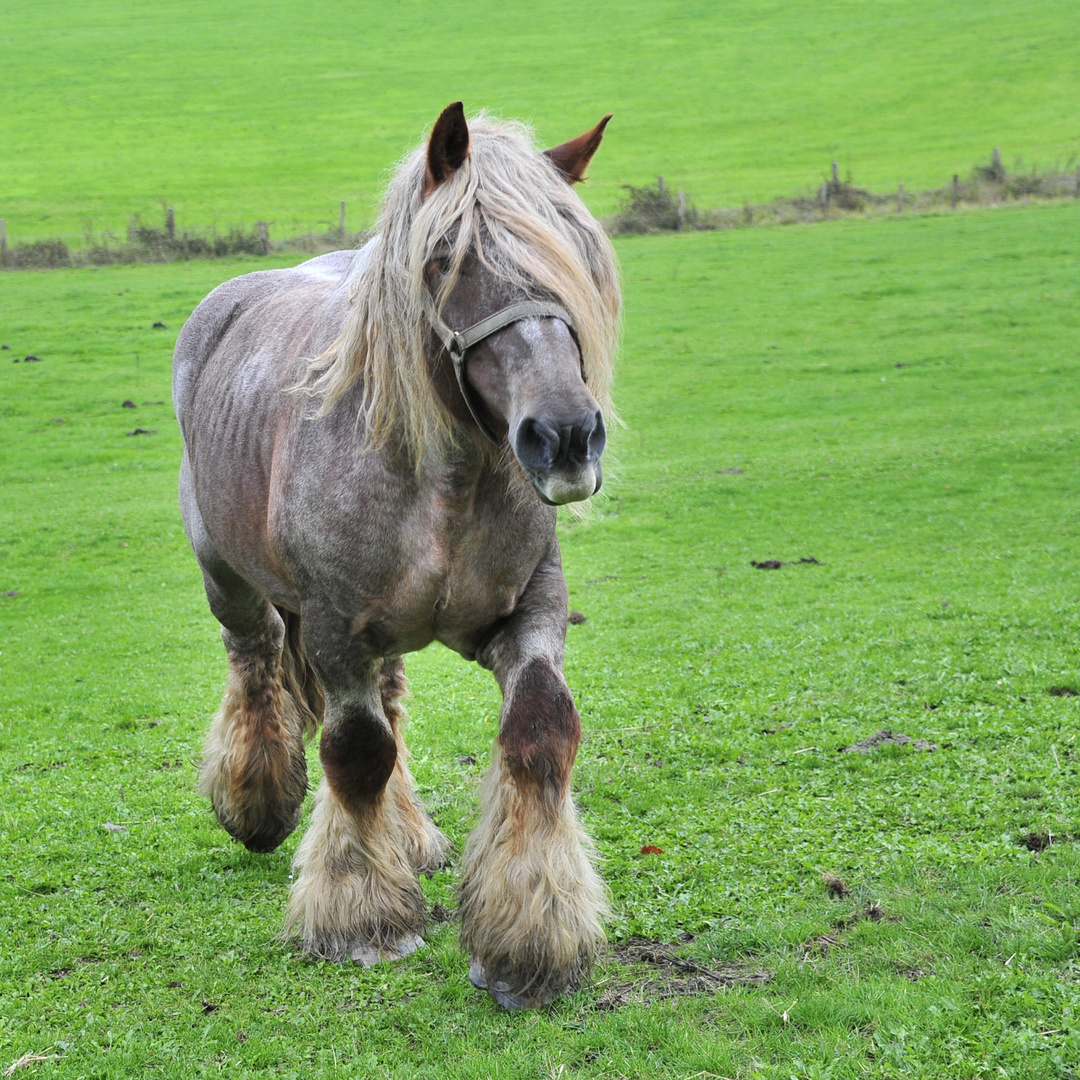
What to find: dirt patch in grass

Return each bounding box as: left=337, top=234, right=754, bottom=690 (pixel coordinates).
left=800, top=902, right=897, bottom=961
left=821, top=872, right=851, bottom=898
left=751, top=556, right=820, bottom=570
left=839, top=729, right=937, bottom=753
left=896, top=963, right=929, bottom=982
left=592, top=938, right=772, bottom=1010
left=1017, top=831, right=1074, bottom=852
left=1049, top=686, right=1078, bottom=698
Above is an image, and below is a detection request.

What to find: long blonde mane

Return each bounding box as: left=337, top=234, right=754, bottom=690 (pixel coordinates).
left=301, top=114, right=620, bottom=462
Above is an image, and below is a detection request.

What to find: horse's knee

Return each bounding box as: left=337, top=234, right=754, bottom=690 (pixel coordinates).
left=320, top=710, right=398, bottom=815
left=499, top=658, right=581, bottom=803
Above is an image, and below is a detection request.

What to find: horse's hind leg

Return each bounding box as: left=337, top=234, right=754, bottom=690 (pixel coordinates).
left=198, top=620, right=311, bottom=854
left=380, top=660, right=451, bottom=876
left=184, top=497, right=312, bottom=851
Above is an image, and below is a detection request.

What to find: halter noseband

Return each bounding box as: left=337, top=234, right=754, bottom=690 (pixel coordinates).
left=424, top=296, right=582, bottom=444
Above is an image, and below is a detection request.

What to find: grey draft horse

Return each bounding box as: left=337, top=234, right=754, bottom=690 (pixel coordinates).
left=172, top=103, right=620, bottom=1009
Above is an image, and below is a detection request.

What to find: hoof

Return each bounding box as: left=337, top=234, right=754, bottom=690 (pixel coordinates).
left=468, top=960, right=559, bottom=1010
left=350, top=934, right=424, bottom=968
left=216, top=801, right=303, bottom=854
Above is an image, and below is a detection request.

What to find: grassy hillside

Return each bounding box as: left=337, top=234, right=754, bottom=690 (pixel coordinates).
left=2, top=203, right=1079, bottom=1076
left=2, top=0, right=1077, bottom=243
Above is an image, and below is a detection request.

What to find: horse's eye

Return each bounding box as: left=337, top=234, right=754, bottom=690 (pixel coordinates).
left=432, top=255, right=452, bottom=275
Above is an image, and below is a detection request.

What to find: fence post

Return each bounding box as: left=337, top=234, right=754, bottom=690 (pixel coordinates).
left=676, top=190, right=686, bottom=231
left=897, top=183, right=904, bottom=212
left=951, top=174, right=959, bottom=208
left=339, top=200, right=346, bottom=241
left=818, top=181, right=828, bottom=210
left=257, top=221, right=270, bottom=255
left=166, top=207, right=175, bottom=238
left=0, top=218, right=6, bottom=266
left=657, top=175, right=665, bottom=197
left=992, top=147, right=1001, bottom=174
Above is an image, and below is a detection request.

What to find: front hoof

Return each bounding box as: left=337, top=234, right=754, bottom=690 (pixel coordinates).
left=350, top=934, right=424, bottom=968
left=468, top=961, right=559, bottom=1011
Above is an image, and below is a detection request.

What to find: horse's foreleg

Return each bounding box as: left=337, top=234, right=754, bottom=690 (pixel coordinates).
left=196, top=572, right=310, bottom=854
left=460, top=567, right=607, bottom=1009
left=380, top=660, right=452, bottom=876
left=286, top=619, right=432, bottom=964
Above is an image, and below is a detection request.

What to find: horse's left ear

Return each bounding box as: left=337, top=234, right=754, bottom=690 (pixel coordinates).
left=544, top=115, right=612, bottom=184
left=424, top=102, right=471, bottom=197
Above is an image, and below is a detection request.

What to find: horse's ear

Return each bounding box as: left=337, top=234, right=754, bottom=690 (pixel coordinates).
left=544, top=115, right=612, bottom=184
left=424, top=102, right=470, bottom=197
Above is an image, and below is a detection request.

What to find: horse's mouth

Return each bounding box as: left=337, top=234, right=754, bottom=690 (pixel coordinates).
left=525, top=461, right=603, bottom=506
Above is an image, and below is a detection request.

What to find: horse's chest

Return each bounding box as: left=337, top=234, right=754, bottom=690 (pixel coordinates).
left=336, top=506, right=547, bottom=658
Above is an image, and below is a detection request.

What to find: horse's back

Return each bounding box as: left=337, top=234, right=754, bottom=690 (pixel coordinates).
left=172, top=247, right=365, bottom=427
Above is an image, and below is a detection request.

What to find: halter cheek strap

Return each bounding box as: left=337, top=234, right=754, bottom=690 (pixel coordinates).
left=423, top=296, right=582, bottom=444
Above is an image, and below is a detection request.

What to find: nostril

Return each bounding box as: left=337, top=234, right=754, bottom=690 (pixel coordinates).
left=514, top=417, right=559, bottom=471
left=587, top=409, right=606, bottom=460
left=565, top=409, right=605, bottom=465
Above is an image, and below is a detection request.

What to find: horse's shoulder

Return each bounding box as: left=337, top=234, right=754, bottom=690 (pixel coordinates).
left=172, top=243, right=375, bottom=416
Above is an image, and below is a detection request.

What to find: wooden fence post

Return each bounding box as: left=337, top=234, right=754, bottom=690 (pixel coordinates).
left=831, top=161, right=839, bottom=189
left=992, top=147, right=1001, bottom=174
left=818, top=181, right=828, bottom=210
left=676, top=190, right=686, bottom=230
left=897, top=183, right=904, bottom=212
left=257, top=221, right=270, bottom=255
left=657, top=175, right=665, bottom=196
left=166, top=207, right=175, bottom=238
left=951, top=174, right=959, bottom=208
left=339, top=200, right=346, bottom=240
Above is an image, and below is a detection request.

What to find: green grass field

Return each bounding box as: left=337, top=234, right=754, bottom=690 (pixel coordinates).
left=2, top=201, right=1079, bottom=1077
left=4, top=1, right=1080, bottom=1073
left=2, top=0, right=1078, bottom=243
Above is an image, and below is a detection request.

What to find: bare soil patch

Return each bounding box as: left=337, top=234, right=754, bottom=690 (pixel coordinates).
left=592, top=938, right=771, bottom=1010
left=801, top=902, right=896, bottom=961
left=1017, top=831, right=1073, bottom=852
left=839, top=729, right=937, bottom=753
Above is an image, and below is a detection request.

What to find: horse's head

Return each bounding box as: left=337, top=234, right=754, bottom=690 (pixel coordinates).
left=419, top=103, right=616, bottom=506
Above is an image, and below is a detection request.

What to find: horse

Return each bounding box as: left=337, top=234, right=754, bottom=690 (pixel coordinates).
left=172, top=103, right=620, bottom=1010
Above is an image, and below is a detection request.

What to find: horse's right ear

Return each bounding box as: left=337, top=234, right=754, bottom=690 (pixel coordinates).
left=544, top=115, right=612, bottom=184
left=424, top=102, right=470, bottom=197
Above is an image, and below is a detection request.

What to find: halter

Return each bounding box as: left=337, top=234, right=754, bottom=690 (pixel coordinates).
left=424, top=296, right=582, bottom=444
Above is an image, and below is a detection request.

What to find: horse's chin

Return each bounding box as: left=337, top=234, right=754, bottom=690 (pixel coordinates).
left=527, top=463, right=602, bottom=506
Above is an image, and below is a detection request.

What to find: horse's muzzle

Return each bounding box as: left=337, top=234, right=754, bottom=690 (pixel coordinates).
left=513, top=408, right=606, bottom=505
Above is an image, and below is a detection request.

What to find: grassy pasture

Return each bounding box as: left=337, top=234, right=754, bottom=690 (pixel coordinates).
left=2, top=201, right=1079, bottom=1076
left=2, top=0, right=1079, bottom=244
